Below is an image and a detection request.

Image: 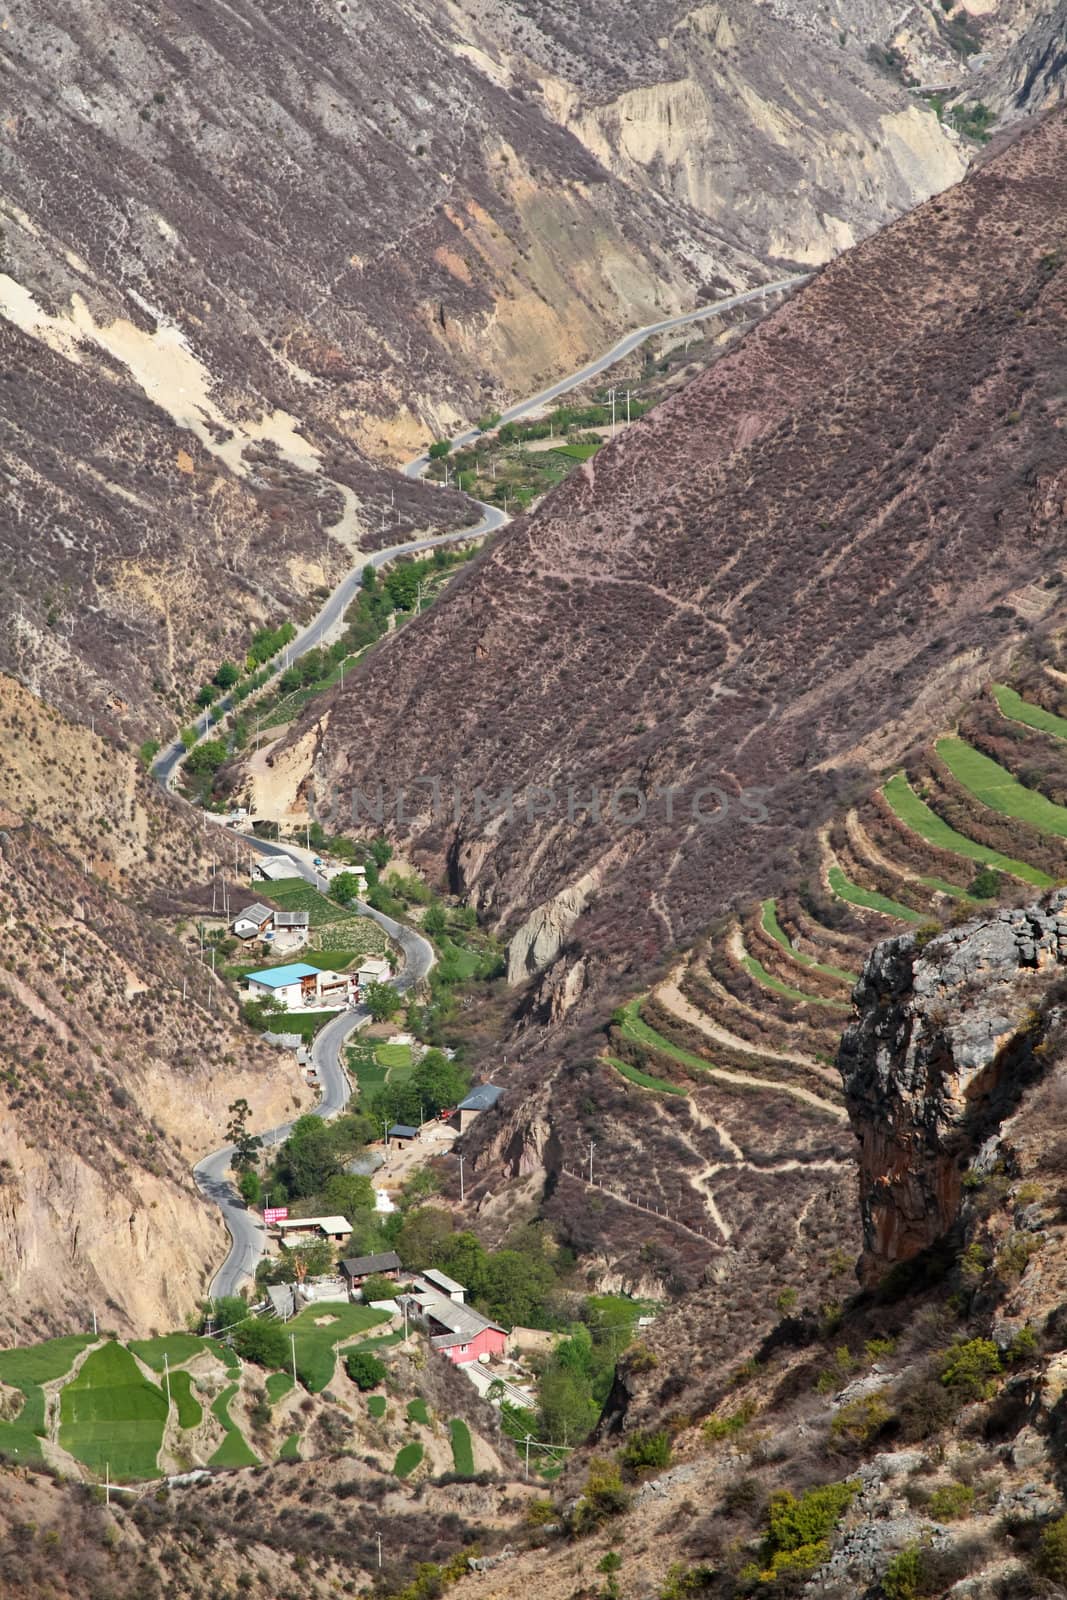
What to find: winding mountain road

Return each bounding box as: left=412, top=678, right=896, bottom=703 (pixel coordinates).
left=159, top=270, right=810, bottom=1297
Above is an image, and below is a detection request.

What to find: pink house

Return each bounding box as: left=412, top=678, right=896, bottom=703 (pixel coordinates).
left=425, top=1300, right=507, bottom=1366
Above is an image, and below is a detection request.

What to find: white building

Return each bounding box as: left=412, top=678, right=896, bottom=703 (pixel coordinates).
left=245, top=962, right=353, bottom=1011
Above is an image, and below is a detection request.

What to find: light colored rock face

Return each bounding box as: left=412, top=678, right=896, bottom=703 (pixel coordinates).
left=506, top=867, right=601, bottom=985
left=839, top=896, right=1067, bottom=1285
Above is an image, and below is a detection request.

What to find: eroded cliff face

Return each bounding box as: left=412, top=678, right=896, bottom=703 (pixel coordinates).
left=839, top=897, right=1067, bottom=1286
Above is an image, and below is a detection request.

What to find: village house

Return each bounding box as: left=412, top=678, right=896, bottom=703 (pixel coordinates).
left=256, top=857, right=301, bottom=883
left=356, top=954, right=392, bottom=993
left=387, top=1123, right=419, bottom=1147
left=410, top=1294, right=507, bottom=1366
left=422, top=1268, right=465, bottom=1303
left=274, top=1214, right=352, bottom=1245
left=340, top=1250, right=403, bottom=1295
left=244, top=961, right=354, bottom=1012
left=232, top=902, right=275, bottom=940
left=272, top=910, right=310, bottom=944
left=455, top=1082, right=504, bottom=1133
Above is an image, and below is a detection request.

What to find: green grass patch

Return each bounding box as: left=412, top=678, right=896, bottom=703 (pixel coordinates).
left=261, top=879, right=357, bottom=926
left=376, top=1041, right=412, bottom=1071
left=128, top=1334, right=210, bottom=1372
left=367, top=1394, right=387, bottom=1419
left=406, top=1397, right=430, bottom=1425
left=993, top=684, right=1067, bottom=741
left=827, top=866, right=925, bottom=923
left=394, top=1441, right=424, bottom=1478
left=740, top=950, right=851, bottom=1008
left=273, top=1010, right=338, bottom=1040
left=449, top=1418, right=475, bottom=1475
left=553, top=440, right=601, bottom=461
left=882, top=772, right=1052, bottom=886
left=169, top=1371, right=203, bottom=1430
left=0, top=1335, right=94, bottom=1465
left=265, top=1372, right=294, bottom=1405
left=205, top=1338, right=242, bottom=1376
left=209, top=1386, right=259, bottom=1468
left=760, top=899, right=856, bottom=983
left=938, top=737, right=1067, bottom=841
left=279, top=1431, right=301, bottom=1460
left=604, top=1053, right=688, bottom=1096
left=59, top=1341, right=167, bottom=1480
left=286, top=1304, right=389, bottom=1393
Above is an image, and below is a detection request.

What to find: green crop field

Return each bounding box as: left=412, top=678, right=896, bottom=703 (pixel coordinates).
left=376, top=1041, right=412, bottom=1071
left=394, top=1441, right=424, bottom=1478
left=760, top=900, right=856, bottom=982
left=368, top=1394, right=387, bottom=1419
left=882, top=773, right=1052, bottom=886
left=287, top=1305, right=388, bottom=1393
left=553, top=439, right=601, bottom=461
left=169, top=1371, right=202, bottom=1430
left=262, top=879, right=356, bottom=926
left=128, top=1333, right=210, bottom=1372
left=205, top=1338, right=241, bottom=1376
left=277, top=1010, right=337, bottom=1040
left=604, top=1053, right=688, bottom=1096
left=279, top=1431, right=301, bottom=1460
left=740, top=950, right=851, bottom=1009
left=406, top=1397, right=430, bottom=1425
left=265, top=1372, right=294, bottom=1405
left=0, top=1334, right=96, bottom=1463
left=449, top=1418, right=475, bottom=1475
left=827, top=866, right=925, bottom=923
left=938, top=737, right=1067, bottom=840
left=993, top=684, right=1067, bottom=741
left=59, top=1341, right=168, bottom=1480
left=209, top=1386, right=258, bottom=1468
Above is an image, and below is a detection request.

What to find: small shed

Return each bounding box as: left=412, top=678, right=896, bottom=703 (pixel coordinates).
left=422, top=1268, right=465, bottom=1304
left=456, top=1082, right=504, bottom=1133
left=273, top=910, right=310, bottom=932
left=388, top=1123, right=419, bottom=1146
left=275, top=1214, right=352, bottom=1245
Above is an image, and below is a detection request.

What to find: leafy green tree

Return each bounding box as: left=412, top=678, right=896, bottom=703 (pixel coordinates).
left=422, top=902, right=447, bottom=936
left=214, top=661, right=240, bottom=689
left=369, top=837, right=392, bottom=868
left=195, top=684, right=215, bottom=708
left=365, top=981, right=400, bottom=1023
left=396, top=1206, right=455, bottom=1269
left=238, top=1170, right=261, bottom=1207
left=438, top=1232, right=490, bottom=1297
left=480, top=1249, right=555, bottom=1328
left=360, top=1274, right=400, bottom=1304
left=346, top=1351, right=387, bottom=1390
left=185, top=738, right=228, bottom=775
left=330, top=871, right=362, bottom=905
left=427, top=439, right=452, bottom=459
left=967, top=866, right=1004, bottom=899
left=226, top=1099, right=263, bottom=1173
left=411, top=1050, right=469, bottom=1117
left=278, top=666, right=302, bottom=693
left=232, top=1319, right=290, bottom=1370
left=361, top=564, right=377, bottom=592
left=939, top=1338, right=1002, bottom=1400
left=322, top=1172, right=375, bottom=1217
left=384, top=565, right=420, bottom=611
left=273, top=1115, right=339, bottom=1198
left=210, top=1295, right=248, bottom=1333
left=540, top=1363, right=598, bottom=1445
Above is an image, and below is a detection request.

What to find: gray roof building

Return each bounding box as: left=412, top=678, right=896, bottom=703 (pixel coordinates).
left=273, top=910, right=310, bottom=929
left=457, top=1083, right=504, bottom=1113
left=340, top=1251, right=402, bottom=1281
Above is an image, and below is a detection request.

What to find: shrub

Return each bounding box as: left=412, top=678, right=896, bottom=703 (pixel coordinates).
left=815, top=1345, right=859, bottom=1393
left=830, top=1391, right=893, bottom=1446
left=571, top=1458, right=631, bottom=1533
left=621, top=1430, right=671, bottom=1476
left=939, top=1338, right=1002, bottom=1401
left=1038, top=1514, right=1067, bottom=1583
left=743, top=1478, right=860, bottom=1586
left=428, top=440, right=452, bottom=460
left=882, top=1545, right=923, bottom=1600
left=702, top=1403, right=754, bottom=1444
left=995, top=1232, right=1042, bottom=1282
left=927, top=1482, right=974, bottom=1521
left=345, top=1352, right=387, bottom=1391
left=232, top=1320, right=290, bottom=1369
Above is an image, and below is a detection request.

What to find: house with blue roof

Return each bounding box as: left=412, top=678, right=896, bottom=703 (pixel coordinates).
left=245, top=960, right=354, bottom=1012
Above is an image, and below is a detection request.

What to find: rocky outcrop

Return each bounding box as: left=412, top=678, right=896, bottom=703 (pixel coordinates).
left=839, top=896, right=1067, bottom=1286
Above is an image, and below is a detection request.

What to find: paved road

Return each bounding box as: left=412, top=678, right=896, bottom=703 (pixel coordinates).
left=191, top=829, right=435, bottom=1299
left=167, top=271, right=810, bottom=1295
left=401, top=273, right=810, bottom=478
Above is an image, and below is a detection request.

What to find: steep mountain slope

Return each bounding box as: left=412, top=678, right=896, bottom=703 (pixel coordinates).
left=972, top=0, right=1067, bottom=115
left=0, top=676, right=304, bottom=1340
left=0, top=0, right=972, bottom=734
left=298, top=109, right=1067, bottom=1018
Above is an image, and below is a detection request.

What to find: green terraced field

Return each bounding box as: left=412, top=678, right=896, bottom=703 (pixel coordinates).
left=881, top=773, right=1052, bottom=887
left=263, top=879, right=357, bottom=926
left=740, top=950, right=851, bottom=1008
left=59, top=1342, right=167, bottom=1480
left=993, top=684, right=1067, bottom=741
left=406, top=1397, right=430, bottom=1425
left=169, top=1371, right=202, bottom=1430
left=827, top=866, right=925, bottom=923
left=367, top=1394, right=387, bottom=1419
left=394, top=1441, right=424, bottom=1478
left=604, top=1054, right=688, bottom=1096
left=279, top=1431, right=301, bottom=1460
left=0, top=1334, right=96, bottom=1463
left=449, top=1418, right=475, bottom=1475
left=376, top=1042, right=412, bottom=1071
left=209, top=1386, right=259, bottom=1468
left=205, top=1338, right=242, bottom=1376
left=128, top=1333, right=210, bottom=1372
left=287, top=1304, right=388, bottom=1393
left=265, top=1372, right=294, bottom=1405
left=938, top=738, right=1067, bottom=841
left=760, top=899, right=856, bottom=982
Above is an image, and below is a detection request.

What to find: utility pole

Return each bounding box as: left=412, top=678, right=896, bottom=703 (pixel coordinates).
left=163, top=1352, right=172, bottom=1413
left=105, top=1461, right=110, bottom=1508
left=626, top=389, right=631, bottom=425
left=376, top=1532, right=383, bottom=1570
left=92, top=1307, right=97, bottom=1337
left=588, top=1139, right=596, bottom=1185
left=457, top=1151, right=465, bottom=1204
left=291, top=1332, right=298, bottom=1387
left=524, top=1434, right=531, bottom=1480
left=609, top=388, right=617, bottom=437
left=403, top=1299, right=409, bottom=1342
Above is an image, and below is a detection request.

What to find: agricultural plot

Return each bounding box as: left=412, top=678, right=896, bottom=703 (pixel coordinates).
left=881, top=773, right=1052, bottom=886
left=286, top=1304, right=388, bottom=1392
left=128, top=1333, right=211, bottom=1372
left=279, top=1432, right=301, bottom=1460
left=58, top=1342, right=168, bottom=1480
left=406, top=1397, right=430, bottom=1425
left=827, top=866, right=924, bottom=923
left=262, top=879, right=356, bottom=926
left=209, top=1386, right=258, bottom=1468
left=265, top=1372, right=294, bottom=1405
left=605, top=1054, right=688, bottom=1096
left=169, top=1371, right=202, bottom=1430
left=348, top=1037, right=415, bottom=1103
left=367, top=1394, right=387, bottom=1419
left=0, top=1334, right=96, bottom=1463
left=449, top=1418, right=475, bottom=1475
left=993, top=684, right=1067, bottom=741
left=760, top=900, right=855, bottom=982
left=740, top=948, right=851, bottom=1008
left=937, top=738, right=1067, bottom=840
left=394, top=1441, right=424, bottom=1478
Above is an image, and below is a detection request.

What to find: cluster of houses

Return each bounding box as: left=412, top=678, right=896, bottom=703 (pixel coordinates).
left=340, top=1252, right=507, bottom=1367
left=232, top=900, right=310, bottom=945
left=243, top=953, right=392, bottom=1013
